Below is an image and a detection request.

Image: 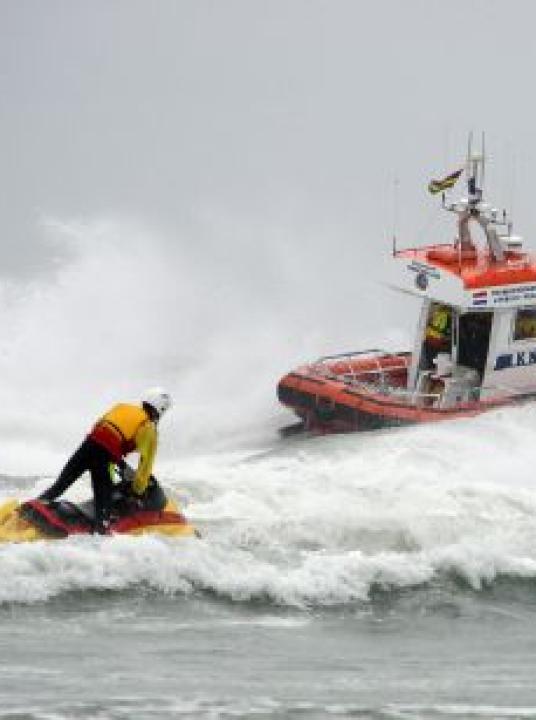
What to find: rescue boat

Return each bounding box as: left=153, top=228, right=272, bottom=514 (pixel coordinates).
left=0, top=477, right=197, bottom=543
left=278, top=136, right=536, bottom=432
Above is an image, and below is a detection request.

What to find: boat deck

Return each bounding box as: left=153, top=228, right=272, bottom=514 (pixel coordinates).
left=396, top=245, right=536, bottom=289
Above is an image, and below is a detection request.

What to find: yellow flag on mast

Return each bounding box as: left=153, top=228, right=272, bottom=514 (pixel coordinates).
left=428, top=168, right=463, bottom=194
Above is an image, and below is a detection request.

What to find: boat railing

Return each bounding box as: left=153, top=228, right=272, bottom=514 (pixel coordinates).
left=309, top=349, right=431, bottom=403
left=310, top=349, right=410, bottom=385
left=313, top=349, right=410, bottom=368
left=309, top=351, right=534, bottom=408
left=393, top=241, right=453, bottom=256
left=309, top=351, right=476, bottom=407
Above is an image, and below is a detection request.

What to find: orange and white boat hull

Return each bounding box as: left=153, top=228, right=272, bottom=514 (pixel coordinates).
left=277, top=351, right=521, bottom=433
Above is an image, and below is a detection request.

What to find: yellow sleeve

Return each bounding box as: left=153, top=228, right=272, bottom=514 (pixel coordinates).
left=132, top=421, right=158, bottom=495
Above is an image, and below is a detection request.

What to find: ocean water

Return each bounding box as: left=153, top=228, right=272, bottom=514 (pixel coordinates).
left=0, top=220, right=535, bottom=717
left=3, top=405, right=536, bottom=719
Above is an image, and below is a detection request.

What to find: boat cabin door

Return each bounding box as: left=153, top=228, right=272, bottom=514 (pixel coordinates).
left=457, top=311, right=493, bottom=380
left=417, top=304, right=492, bottom=380
left=414, top=303, right=492, bottom=406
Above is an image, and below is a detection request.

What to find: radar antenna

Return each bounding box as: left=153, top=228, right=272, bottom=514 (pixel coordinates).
left=442, top=132, right=518, bottom=262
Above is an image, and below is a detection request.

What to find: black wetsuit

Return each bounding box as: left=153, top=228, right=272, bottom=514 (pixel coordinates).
left=40, top=438, right=115, bottom=531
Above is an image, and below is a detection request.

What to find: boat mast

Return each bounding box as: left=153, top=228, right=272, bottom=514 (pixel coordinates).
left=444, top=132, right=512, bottom=262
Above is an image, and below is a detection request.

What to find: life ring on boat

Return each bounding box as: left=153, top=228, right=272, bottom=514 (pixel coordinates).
left=427, top=246, right=477, bottom=264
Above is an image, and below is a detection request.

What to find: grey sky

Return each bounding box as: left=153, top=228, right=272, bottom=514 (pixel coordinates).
left=2, top=0, right=536, bottom=277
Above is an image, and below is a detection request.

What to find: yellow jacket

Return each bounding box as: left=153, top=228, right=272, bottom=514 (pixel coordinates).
left=90, top=403, right=158, bottom=495
left=426, top=308, right=451, bottom=341
left=131, top=421, right=158, bottom=495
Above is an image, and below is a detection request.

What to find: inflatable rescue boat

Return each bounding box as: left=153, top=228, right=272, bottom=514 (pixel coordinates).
left=0, top=478, right=197, bottom=543
left=278, top=136, right=536, bottom=432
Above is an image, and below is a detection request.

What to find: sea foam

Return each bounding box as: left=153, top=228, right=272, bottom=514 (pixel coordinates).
left=2, top=403, right=536, bottom=606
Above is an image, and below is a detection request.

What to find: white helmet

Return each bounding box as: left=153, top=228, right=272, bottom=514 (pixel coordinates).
left=141, top=387, right=173, bottom=418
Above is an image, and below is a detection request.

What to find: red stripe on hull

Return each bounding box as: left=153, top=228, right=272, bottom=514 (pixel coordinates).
left=111, top=510, right=187, bottom=533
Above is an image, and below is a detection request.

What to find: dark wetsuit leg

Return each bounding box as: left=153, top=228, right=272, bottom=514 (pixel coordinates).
left=39, top=441, right=93, bottom=501
left=88, top=443, right=115, bottom=525
left=40, top=439, right=115, bottom=528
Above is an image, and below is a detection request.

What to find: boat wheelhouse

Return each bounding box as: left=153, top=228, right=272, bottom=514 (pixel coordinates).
left=277, top=137, right=536, bottom=432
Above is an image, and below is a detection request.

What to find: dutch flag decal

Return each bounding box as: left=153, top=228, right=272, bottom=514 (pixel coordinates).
left=472, top=290, right=488, bottom=306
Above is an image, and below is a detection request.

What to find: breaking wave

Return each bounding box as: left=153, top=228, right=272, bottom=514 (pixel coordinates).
left=2, top=402, right=536, bottom=607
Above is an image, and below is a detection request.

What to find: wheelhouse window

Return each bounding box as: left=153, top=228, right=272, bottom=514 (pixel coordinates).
left=514, top=308, right=536, bottom=341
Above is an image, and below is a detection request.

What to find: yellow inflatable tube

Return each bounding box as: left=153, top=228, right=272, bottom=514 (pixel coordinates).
left=0, top=498, right=198, bottom=543
left=0, top=500, right=43, bottom=542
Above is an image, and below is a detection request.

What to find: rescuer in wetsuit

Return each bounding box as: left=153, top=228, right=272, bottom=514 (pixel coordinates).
left=423, top=304, right=452, bottom=369
left=38, top=388, right=172, bottom=533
